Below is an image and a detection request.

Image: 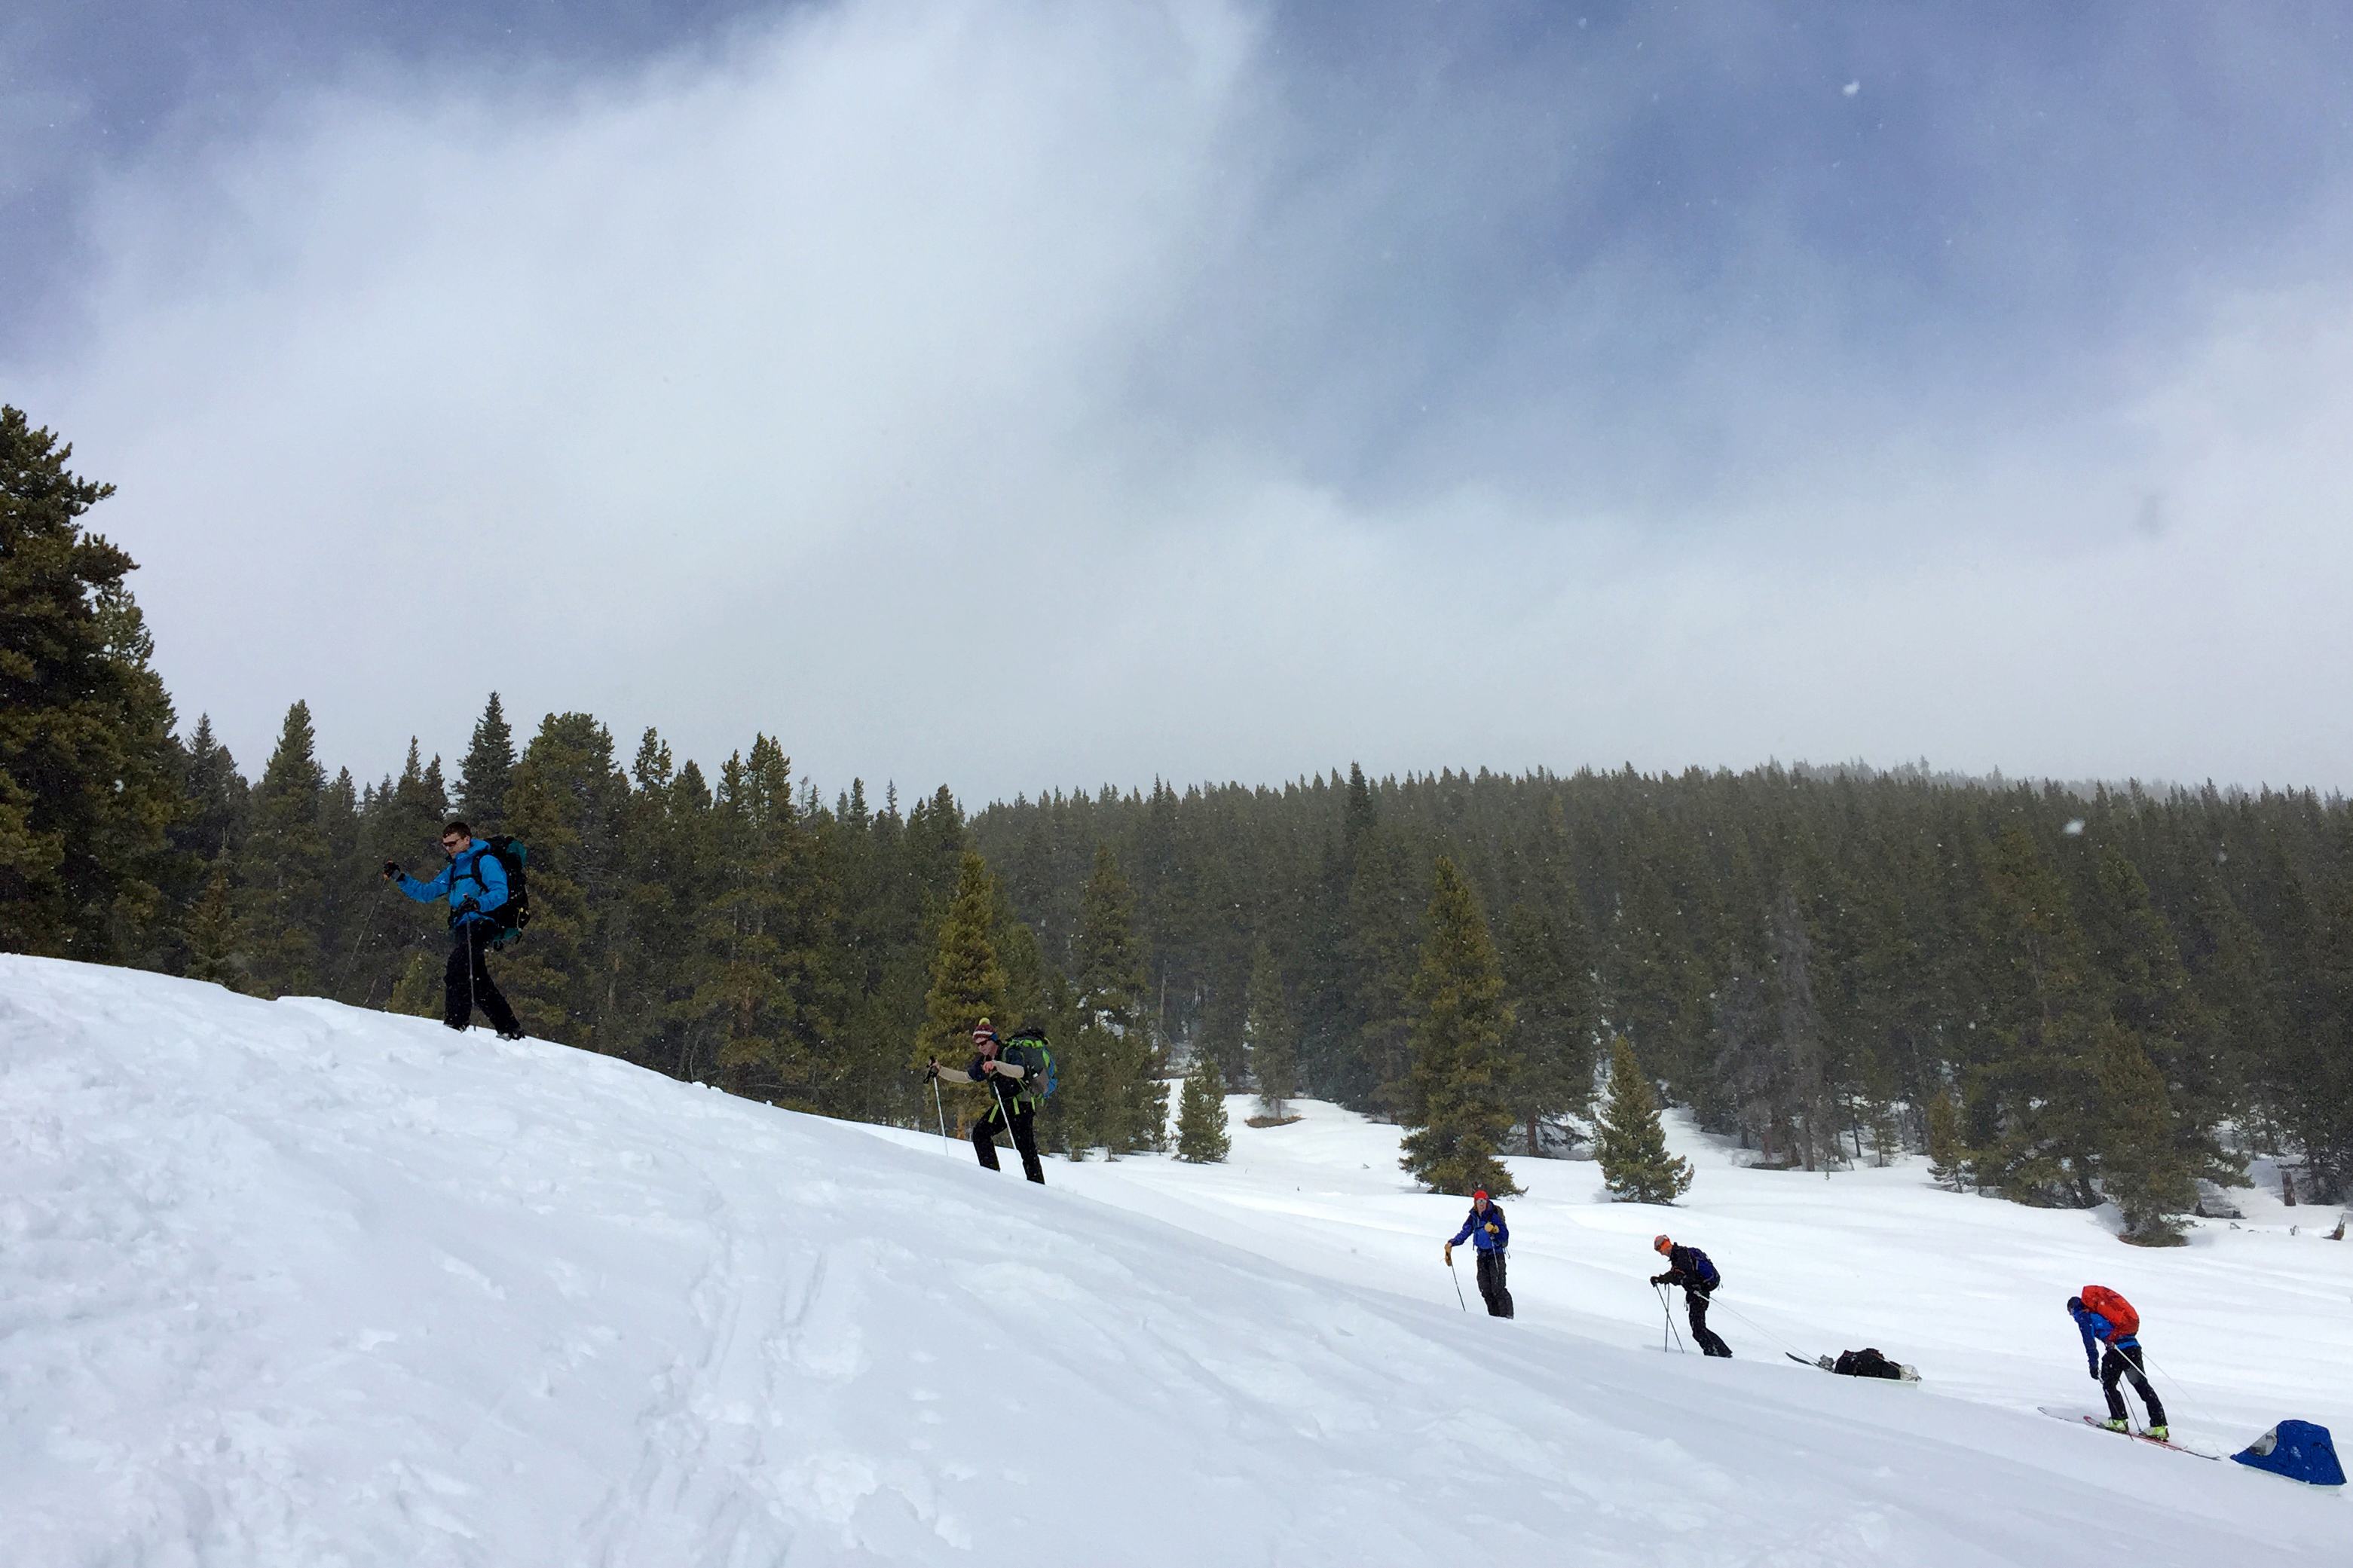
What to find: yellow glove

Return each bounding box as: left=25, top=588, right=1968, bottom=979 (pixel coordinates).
left=1443, top=1243, right=1453, bottom=1265
left=1483, top=1222, right=1498, bottom=1235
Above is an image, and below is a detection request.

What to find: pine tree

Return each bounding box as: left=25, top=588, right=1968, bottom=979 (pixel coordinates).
left=171, top=714, right=246, bottom=863
left=2094, top=1020, right=2198, bottom=1244
left=1858, top=1044, right=1903, bottom=1168
left=183, top=860, right=245, bottom=990
left=692, top=737, right=834, bottom=1103
left=353, top=739, right=451, bottom=1009
left=1925, top=1083, right=1969, bottom=1191
left=457, top=692, right=516, bottom=830
left=237, top=701, right=328, bottom=996
left=1499, top=799, right=1599, bottom=1155
left=1244, top=939, right=1299, bottom=1120
left=1398, top=857, right=1520, bottom=1196
left=1712, top=946, right=1782, bottom=1160
left=919, top=849, right=1008, bottom=1070
left=1974, top=827, right=2107, bottom=1206
left=1344, top=827, right=1422, bottom=1116
left=0, top=405, right=185, bottom=961
left=1074, top=844, right=1162, bottom=1155
left=1768, top=882, right=1833, bottom=1171
left=1593, top=1035, right=1692, bottom=1203
left=496, top=713, right=629, bottom=1044
left=1176, top=1053, right=1231, bottom=1162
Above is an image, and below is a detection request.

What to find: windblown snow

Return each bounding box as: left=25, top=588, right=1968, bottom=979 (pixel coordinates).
left=2, top=956, right=2345, bottom=1566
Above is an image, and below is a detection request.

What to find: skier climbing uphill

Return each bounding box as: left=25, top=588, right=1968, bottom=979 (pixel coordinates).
left=1444, top=1190, right=1513, bottom=1318
left=2069, top=1287, right=2167, bottom=1439
left=929, top=1019, right=1047, bottom=1185
left=1651, top=1235, right=1731, bottom=1357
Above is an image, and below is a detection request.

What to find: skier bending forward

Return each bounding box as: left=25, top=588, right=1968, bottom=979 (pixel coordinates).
left=2069, top=1287, right=2166, bottom=1440
left=1651, top=1235, right=1732, bottom=1357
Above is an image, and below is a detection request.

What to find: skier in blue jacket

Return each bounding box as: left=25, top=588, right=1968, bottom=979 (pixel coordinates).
left=383, top=820, right=524, bottom=1039
left=2069, top=1289, right=2167, bottom=1438
left=1446, top=1190, right=1514, bottom=1317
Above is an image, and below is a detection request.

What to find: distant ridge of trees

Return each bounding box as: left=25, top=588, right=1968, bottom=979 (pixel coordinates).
left=10, top=402, right=2353, bottom=1231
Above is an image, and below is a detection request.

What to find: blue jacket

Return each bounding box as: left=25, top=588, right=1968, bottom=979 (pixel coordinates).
left=2071, top=1304, right=2138, bottom=1373
left=1449, top=1203, right=1509, bottom=1252
left=396, top=841, right=509, bottom=928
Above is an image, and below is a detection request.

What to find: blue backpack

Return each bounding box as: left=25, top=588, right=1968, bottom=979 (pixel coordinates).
left=1684, top=1247, right=1721, bottom=1288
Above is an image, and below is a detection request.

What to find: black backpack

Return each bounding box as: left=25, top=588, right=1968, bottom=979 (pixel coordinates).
left=463, top=835, right=532, bottom=946
left=1834, top=1348, right=1904, bottom=1380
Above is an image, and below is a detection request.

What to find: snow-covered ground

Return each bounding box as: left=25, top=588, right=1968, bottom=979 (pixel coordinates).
left=3, top=956, right=2345, bottom=1566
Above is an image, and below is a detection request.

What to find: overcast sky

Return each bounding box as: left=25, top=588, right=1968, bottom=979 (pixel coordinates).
left=7, top=1, right=2352, bottom=804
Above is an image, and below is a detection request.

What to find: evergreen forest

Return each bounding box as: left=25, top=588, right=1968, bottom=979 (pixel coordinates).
left=9, top=403, right=2353, bottom=1232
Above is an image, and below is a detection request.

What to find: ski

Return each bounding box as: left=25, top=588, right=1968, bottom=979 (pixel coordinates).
left=2036, top=1408, right=2219, bottom=1459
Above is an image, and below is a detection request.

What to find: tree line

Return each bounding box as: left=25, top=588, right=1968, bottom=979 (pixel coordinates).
left=8, top=403, right=2351, bottom=1233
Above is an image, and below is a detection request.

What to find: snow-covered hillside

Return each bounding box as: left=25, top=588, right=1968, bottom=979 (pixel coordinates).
left=2, top=957, right=2343, bottom=1566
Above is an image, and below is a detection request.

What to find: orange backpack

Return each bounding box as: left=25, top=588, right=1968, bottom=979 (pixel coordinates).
left=2079, top=1285, right=2139, bottom=1338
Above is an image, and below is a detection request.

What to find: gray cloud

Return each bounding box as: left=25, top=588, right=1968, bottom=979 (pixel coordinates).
left=10, top=0, right=2353, bottom=799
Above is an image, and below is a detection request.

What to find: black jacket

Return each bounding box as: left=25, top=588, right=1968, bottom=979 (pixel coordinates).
left=1654, top=1243, right=1720, bottom=1293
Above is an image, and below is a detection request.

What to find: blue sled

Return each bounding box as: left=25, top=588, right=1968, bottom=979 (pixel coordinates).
left=2232, top=1421, right=2345, bottom=1486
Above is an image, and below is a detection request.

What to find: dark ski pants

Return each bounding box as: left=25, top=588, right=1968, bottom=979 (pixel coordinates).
left=1475, top=1248, right=1515, bottom=1318
left=971, top=1096, right=1045, bottom=1184
left=2101, top=1343, right=2165, bottom=1426
left=445, top=922, right=521, bottom=1035
left=1687, top=1286, right=1732, bottom=1357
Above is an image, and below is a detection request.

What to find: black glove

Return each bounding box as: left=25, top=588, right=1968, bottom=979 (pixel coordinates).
left=2088, top=1367, right=2101, bottom=1382
left=1650, top=1273, right=1666, bottom=1286
left=382, top=860, right=401, bottom=880
left=923, top=1062, right=940, bottom=1083
left=458, top=896, right=480, bottom=914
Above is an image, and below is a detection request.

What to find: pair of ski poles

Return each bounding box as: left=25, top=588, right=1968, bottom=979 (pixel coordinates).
left=928, top=1068, right=1011, bottom=1155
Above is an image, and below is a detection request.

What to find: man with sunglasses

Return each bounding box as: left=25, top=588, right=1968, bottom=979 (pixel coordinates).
left=383, top=819, right=525, bottom=1040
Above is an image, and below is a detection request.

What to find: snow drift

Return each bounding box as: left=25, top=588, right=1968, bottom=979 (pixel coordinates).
left=2, top=955, right=2342, bottom=1565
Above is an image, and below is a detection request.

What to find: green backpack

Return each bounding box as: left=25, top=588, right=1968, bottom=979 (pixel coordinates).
left=1003, top=1028, right=1057, bottom=1105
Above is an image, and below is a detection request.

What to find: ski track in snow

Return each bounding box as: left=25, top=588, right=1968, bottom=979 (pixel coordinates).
left=0, top=955, right=2344, bottom=1566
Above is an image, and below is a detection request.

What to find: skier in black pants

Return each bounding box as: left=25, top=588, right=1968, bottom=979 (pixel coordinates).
left=1651, top=1234, right=1732, bottom=1356
left=1444, top=1189, right=1514, bottom=1317
left=2070, top=1288, right=2168, bottom=1439
left=384, top=820, right=524, bottom=1040
left=929, top=1019, right=1045, bottom=1184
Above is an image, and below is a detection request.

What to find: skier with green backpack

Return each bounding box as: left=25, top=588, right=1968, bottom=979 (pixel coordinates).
left=929, top=1019, right=1054, bottom=1184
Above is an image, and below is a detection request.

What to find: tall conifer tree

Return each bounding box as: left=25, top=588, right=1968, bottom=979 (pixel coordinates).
left=1244, top=939, right=1299, bottom=1118
left=1399, top=857, right=1519, bottom=1196
left=457, top=692, right=516, bottom=830
left=1073, top=844, right=1162, bottom=1155
left=237, top=701, right=328, bottom=995
left=1499, top=799, right=1599, bottom=1154
left=0, top=405, right=184, bottom=960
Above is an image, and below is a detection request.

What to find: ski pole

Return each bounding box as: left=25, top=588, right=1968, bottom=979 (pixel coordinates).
left=1656, top=1283, right=1686, bottom=1353
left=932, top=1074, right=950, bottom=1151
left=335, top=896, right=381, bottom=1000
left=1448, top=1253, right=1467, bottom=1312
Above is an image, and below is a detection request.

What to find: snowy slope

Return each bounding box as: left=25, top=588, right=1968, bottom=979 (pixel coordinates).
left=930, top=1096, right=2353, bottom=1453
left=1, top=957, right=2342, bottom=1566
